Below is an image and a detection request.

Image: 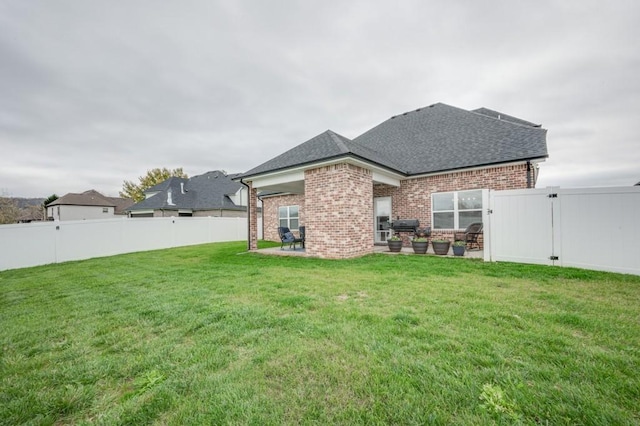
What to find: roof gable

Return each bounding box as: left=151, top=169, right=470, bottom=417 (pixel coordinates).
left=242, top=129, right=404, bottom=178
left=242, top=130, right=351, bottom=177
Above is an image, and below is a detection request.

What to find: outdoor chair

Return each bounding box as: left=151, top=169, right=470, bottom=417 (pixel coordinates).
left=278, top=226, right=304, bottom=250
left=298, top=226, right=306, bottom=249
left=454, top=222, right=483, bottom=250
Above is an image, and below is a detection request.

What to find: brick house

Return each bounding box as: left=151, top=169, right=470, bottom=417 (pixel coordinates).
left=234, top=103, right=548, bottom=259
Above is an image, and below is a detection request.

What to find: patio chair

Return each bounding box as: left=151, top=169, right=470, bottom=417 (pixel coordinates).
left=454, top=222, right=483, bottom=250
left=278, top=226, right=304, bottom=250
left=298, top=226, right=306, bottom=249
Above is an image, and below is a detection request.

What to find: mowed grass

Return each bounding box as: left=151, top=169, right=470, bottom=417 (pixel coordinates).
left=1, top=242, right=639, bottom=425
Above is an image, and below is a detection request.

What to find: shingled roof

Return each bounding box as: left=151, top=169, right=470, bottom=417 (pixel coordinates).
left=242, top=130, right=403, bottom=177
left=46, top=190, right=133, bottom=214
left=238, top=103, right=548, bottom=179
left=127, top=171, right=245, bottom=211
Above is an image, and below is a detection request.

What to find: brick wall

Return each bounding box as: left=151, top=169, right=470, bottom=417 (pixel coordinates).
left=374, top=163, right=529, bottom=245
left=263, top=162, right=529, bottom=252
left=249, top=184, right=258, bottom=250
left=262, top=193, right=306, bottom=242
left=305, top=163, right=373, bottom=259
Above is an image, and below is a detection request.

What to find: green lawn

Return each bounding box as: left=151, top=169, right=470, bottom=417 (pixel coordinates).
left=1, top=241, right=639, bottom=425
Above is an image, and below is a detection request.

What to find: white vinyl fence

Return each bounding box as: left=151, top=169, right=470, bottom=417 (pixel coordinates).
left=488, top=186, right=640, bottom=275
left=0, top=216, right=262, bottom=271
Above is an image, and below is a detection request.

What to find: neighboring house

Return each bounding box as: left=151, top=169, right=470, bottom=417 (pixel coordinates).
left=126, top=170, right=254, bottom=218
left=234, top=102, right=548, bottom=259
left=46, top=190, right=134, bottom=221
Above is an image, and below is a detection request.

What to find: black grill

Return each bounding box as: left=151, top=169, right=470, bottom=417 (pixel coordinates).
left=391, top=219, right=420, bottom=233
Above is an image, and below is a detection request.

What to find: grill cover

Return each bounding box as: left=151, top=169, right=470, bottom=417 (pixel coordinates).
left=391, top=219, right=420, bottom=232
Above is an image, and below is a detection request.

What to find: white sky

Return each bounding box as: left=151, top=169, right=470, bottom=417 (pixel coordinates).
left=1, top=0, right=639, bottom=197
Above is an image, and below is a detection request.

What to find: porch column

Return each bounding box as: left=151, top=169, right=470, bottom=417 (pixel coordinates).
left=305, top=163, right=373, bottom=259
left=248, top=182, right=258, bottom=251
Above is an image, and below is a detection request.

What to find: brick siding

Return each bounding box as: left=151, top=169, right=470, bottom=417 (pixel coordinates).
left=304, top=163, right=373, bottom=258
left=374, top=163, right=529, bottom=245
left=262, top=193, right=306, bottom=242
left=261, top=163, right=529, bottom=255
left=249, top=184, right=258, bottom=250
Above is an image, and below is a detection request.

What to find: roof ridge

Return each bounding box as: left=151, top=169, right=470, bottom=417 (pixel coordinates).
left=471, top=107, right=542, bottom=128
left=326, top=130, right=351, bottom=154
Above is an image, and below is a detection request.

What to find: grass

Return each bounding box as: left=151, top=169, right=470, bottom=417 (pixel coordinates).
left=1, top=241, right=639, bottom=425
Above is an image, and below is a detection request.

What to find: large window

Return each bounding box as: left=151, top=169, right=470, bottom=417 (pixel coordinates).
left=432, top=190, right=483, bottom=229
left=279, top=205, right=299, bottom=230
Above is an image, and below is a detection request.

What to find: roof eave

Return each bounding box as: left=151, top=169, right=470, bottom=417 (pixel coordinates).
left=234, top=153, right=407, bottom=182
left=406, top=156, right=549, bottom=179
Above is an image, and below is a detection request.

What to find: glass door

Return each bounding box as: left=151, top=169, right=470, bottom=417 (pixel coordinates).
left=374, top=197, right=391, bottom=243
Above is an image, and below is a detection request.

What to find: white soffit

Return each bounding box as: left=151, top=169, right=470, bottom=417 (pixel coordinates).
left=251, top=170, right=305, bottom=190
left=249, top=156, right=402, bottom=190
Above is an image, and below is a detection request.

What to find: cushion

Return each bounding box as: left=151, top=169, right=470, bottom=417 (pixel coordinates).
left=284, top=231, right=294, bottom=241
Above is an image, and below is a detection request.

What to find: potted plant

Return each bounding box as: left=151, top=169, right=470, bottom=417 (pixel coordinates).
left=412, top=237, right=428, bottom=254
left=452, top=240, right=466, bottom=256
left=431, top=239, right=451, bottom=255
left=387, top=235, right=403, bottom=253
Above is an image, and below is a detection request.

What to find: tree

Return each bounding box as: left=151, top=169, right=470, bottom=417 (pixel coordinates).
left=0, top=197, right=20, bottom=224
left=120, top=168, right=188, bottom=202
left=42, top=194, right=58, bottom=220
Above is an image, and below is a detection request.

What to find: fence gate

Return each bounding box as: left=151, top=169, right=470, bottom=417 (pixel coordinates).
left=488, top=186, right=640, bottom=275
left=488, top=188, right=558, bottom=265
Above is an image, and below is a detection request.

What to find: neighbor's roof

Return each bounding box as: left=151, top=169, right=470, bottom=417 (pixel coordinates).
left=46, top=190, right=133, bottom=214
left=127, top=171, right=245, bottom=211
left=47, top=190, right=114, bottom=207
left=237, top=103, right=548, bottom=179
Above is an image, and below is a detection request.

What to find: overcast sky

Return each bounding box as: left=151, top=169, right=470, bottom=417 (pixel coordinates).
left=1, top=0, right=638, bottom=198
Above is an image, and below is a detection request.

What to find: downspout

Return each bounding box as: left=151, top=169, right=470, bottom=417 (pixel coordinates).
left=526, top=161, right=532, bottom=189
left=239, top=178, right=251, bottom=251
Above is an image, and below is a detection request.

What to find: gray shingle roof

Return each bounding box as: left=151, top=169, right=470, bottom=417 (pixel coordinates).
left=242, top=130, right=403, bottom=177
left=237, top=103, right=548, bottom=179
left=47, top=190, right=115, bottom=207
left=127, top=171, right=245, bottom=211
left=354, top=103, right=548, bottom=175
left=472, top=107, right=541, bottom=128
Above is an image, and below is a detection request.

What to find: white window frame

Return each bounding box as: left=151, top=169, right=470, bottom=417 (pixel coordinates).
left=432, top=189, right=483, bottom=230
left=278, top=205, right=299, bottom=230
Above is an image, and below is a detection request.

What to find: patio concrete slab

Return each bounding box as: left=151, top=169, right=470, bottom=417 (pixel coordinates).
left=255, top=244, right=483, bottom=259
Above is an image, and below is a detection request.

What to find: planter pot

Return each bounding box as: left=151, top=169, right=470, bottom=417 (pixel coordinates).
left=388, top=240, right=403, bottom=253
left=432, top=241, right=451, bottom=255
left=452, top=244, right=465, bottom=256
left=412, top=241, right=428, bottom=254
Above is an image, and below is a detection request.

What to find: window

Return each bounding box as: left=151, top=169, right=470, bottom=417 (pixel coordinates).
left=432, top=190, right=482, bottom=229
left=102, top=207, right=109, bottom=213
left=278, top=205, right=299, bottom=230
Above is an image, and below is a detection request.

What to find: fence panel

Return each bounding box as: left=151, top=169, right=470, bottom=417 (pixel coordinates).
left=489, top=186, right=640, bottom=275
left=557, top=187, right=640, bottom=275
left=0, top=216, right=261, bottom=271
